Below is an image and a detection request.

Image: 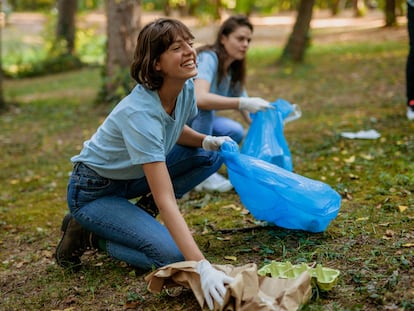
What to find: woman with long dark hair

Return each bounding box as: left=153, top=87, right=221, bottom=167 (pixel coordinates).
left=190, top=15, right=272, bottom=191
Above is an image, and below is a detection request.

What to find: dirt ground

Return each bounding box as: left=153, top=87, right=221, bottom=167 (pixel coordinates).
left=9, top=8, right=409, bottom=49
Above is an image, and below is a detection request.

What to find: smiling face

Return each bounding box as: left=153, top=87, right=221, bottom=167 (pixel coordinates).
left=220, top=25, right=252, bottom=62
left=131, top=18, right=196, bottom=90
left=156, top=36, right=197, bottom=82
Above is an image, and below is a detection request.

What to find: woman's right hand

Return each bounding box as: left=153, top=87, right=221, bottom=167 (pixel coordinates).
left=239, top=97, right=273, bottom=113
left=196, top=260, right=234, bottom=310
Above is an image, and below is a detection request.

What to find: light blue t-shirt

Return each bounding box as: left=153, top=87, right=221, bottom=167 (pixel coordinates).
left=71, top=80, right=198, bottom=180
left=196, top=50, right=246, bottom=97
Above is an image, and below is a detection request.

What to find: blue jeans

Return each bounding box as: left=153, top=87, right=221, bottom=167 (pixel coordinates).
left=66, top=145, right=223, bottom=270
left=190, top=109, right=244, bottom=144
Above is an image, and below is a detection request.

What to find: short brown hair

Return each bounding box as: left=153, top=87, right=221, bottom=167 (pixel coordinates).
left=130, top=18, right=194, bottom=90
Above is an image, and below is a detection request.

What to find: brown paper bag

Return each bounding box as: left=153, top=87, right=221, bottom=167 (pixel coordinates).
left=145, top=261, right=311, bottom=311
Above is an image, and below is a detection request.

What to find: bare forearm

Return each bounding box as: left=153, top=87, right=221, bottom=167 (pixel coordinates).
left=176, top=125, right=205, bottom=147
left=195, top=78, right=240, bottom=110
left=143, top=162, right=205, bottom=261
left=159, top=206, right=205, bottom=261
left=197, top=92, right=240, bottom=110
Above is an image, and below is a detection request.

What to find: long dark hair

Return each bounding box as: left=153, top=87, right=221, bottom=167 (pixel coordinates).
left=130, top=18, right=194, bottom=90
left=197, top=15, right=253, bottom=92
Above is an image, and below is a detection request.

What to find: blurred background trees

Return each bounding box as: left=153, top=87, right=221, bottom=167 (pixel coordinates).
left=0, top=0, right=408, bottom=107
left=99, top=0, right=140, bottom=103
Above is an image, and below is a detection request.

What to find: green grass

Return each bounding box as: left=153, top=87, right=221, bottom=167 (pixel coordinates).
left=1, top=38, right=413, bottom=310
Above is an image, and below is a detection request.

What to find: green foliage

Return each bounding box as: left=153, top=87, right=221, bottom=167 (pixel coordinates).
left=2, top=12, right=104, bottom=78
left=6, top=53, right=84, bottom=78
left=8, top=0, right=103, bottom=12
left=96, top=66, right=136, bottom=106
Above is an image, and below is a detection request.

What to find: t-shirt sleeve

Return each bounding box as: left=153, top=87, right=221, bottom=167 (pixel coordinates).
left=187, top=79, right=198, bottom=121
left=195, top=51, right=218, bottom=84
left=120, top=111, right=165, bottom=165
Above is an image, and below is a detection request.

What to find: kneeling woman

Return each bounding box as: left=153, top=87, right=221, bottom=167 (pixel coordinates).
left=55, top=18, right=234, bottom=310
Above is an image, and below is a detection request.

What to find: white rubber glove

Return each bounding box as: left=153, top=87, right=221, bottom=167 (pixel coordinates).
left=196, top=259, right=234, bottom=310
left=238, top=97, right=273, bottom=113
left=202, top=135, right=233, bottom=151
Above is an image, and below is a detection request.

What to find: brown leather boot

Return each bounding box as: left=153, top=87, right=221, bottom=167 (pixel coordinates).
left=136, top=193, right=159, bottom=217
left=55, top=214, right=97, bottom=269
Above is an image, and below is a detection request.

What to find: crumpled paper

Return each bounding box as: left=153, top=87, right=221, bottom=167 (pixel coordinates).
left=145, top=261, right=311, bottom=311
left=340, top=129, right=380, bottom=139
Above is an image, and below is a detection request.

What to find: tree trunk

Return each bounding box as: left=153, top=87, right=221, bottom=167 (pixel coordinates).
left=384, top=0, right=397, bottom=27
left=102, top=0, right=141, bottom=104
left=0, top=7, right=5, bottom=111
left=395, top=0, right=404, bottom=16
left=56, top=0, right=77, bottom=55
left=213, top=0, right=222, bottom=20
left=353, top=0, right=366, bottom=17
left=330, top=0, right=346, bottom=16
left=280, top=0, right=315, bottom=63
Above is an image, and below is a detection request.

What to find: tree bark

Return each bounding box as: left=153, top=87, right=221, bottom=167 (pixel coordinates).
left=56, top=0, right=77, bottom=55
left=0, top=5, right=5, bottom=111
left=330, top=0, right=346, bottom=16
left=103, top=0, right=141, bottom=103
left=384, top=0, right=397, bottom=27
left=280, top=0, right=315, bottom=63
left=353, top=0, right=366, bottom=17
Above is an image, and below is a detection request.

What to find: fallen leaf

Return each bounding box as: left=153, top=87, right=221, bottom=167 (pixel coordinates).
left=222, top=204, right=241, bottom=211
left=15, top=261, right=25, bottom=268
left=123, top=301, right=141, bottom=310
left=360, top=153, right=374, bottom=160
left=402, top=243, right=414, bottom=247
left=216, top=236, right=231, bottom=241
left=348, top=173, right=359, bottom=179
left=224, top=256, right=237, bottom=261
left=378, top=223, right=390, bottom=227
left=385, top=229, right=394, bottom=237
left=398, top=205, right=408, bottom=213
left=240, top=208, right=250, bottom=215
left=42, top=250, right=53, bottom=258
left=344, top=155, right=355, bottom=163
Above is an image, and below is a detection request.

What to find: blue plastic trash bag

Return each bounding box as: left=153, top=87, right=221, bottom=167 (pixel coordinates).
left=276, top=98, right=302, bottom=123
left=241, top=98, right=299, bottom=171
left=221, top=141, right=341, bottom=233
